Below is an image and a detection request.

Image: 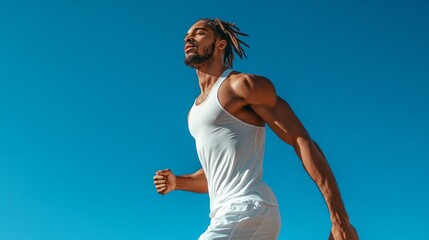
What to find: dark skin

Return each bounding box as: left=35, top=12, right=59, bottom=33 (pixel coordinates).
left=154, top=20, right=359, bottom=240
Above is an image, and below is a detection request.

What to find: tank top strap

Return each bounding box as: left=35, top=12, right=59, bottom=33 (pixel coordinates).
left=212, top=69, right=233, bottom=93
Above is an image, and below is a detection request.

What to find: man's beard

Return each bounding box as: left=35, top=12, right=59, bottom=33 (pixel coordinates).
left=184, top=41, right=216, bottom=68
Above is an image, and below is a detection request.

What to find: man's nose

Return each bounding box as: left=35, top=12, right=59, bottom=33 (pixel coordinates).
left=184, top=36, right=194, bottom=43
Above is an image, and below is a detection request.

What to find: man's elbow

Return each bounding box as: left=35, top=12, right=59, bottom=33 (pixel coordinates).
left=292, top=134, right=312, bottom=160
left=295, top=134, right=312, bottom=149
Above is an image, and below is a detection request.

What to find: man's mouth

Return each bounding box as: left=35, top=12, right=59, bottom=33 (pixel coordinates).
left=184, top=44, right=196, bottom=53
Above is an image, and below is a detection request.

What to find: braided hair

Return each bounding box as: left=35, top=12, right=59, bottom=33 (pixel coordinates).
left=201, top=18, right=249, bottom=69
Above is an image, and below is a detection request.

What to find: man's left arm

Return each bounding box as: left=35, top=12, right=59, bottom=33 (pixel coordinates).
left=242, top=75, right=359, bottom=240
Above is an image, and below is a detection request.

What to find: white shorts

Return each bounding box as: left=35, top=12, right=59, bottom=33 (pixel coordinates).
left=198, top=200, right=281, bottom=240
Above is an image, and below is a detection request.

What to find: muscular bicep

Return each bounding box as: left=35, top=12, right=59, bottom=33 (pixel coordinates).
left=252, top=96, right=309, bottom=146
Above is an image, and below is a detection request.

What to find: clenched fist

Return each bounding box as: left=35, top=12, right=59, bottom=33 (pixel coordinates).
left=153, top=169, right=176, bottom=195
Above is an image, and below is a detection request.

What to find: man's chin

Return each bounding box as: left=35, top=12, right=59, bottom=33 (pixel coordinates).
left=184, top=58, right=200, bottom=68
left=184, top=53, right=212, bottom=69
left=184, top=62, right=199, bottom=69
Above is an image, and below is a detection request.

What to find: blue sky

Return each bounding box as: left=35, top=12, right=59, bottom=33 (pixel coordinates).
left=0, top=0, right=428, bottom=239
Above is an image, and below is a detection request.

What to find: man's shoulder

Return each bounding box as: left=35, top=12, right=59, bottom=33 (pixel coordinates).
left=227, top=71, right=276, bottom=104
left=229, top=71, right=267, bottom=80
left=228, top=71, right=272, bottom=89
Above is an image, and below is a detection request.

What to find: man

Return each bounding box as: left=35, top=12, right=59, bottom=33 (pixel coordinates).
left=153, top=18, right=359, bottom=240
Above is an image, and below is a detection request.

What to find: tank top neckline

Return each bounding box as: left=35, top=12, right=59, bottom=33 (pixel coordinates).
left=194, top=69, right=233, bottom=107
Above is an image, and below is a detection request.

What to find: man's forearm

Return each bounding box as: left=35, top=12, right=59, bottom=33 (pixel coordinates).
left=295, top=137, right=350, bottom=224
left=175, top=168, right=208, bottom=193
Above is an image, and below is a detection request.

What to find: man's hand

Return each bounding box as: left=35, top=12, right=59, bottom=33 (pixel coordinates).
left=329, top=223, right=359, bottom=240
left=153, top=169, right=176, bottom=195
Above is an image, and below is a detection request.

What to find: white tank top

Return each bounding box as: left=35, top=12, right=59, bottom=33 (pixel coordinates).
left=188, top=69, right=278, bottom=217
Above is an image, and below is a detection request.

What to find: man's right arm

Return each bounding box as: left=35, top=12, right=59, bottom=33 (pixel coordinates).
left=153, top=168, right=208, bottom=194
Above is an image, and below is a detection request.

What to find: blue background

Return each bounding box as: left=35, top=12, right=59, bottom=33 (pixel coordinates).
left=1, top=0, right=428, bottom=239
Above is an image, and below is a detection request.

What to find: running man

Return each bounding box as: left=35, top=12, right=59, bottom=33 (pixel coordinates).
left=153, top=18, right=359, bottom=240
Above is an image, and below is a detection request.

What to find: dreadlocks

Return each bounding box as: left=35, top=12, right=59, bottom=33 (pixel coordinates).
left=201, top=18, right=249, bottom=69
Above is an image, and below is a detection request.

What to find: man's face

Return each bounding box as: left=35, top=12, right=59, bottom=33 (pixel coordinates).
left=184, top=21, right=217, bottom=68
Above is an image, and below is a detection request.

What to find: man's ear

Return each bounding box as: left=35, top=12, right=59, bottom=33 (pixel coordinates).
left=217, top=39, right=227, bottom=49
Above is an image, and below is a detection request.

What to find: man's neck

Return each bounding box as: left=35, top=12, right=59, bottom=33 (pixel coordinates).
left=195, top=64, right=228, bottom=93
